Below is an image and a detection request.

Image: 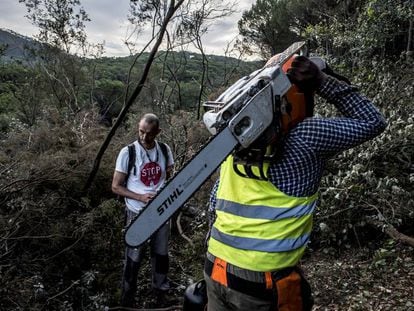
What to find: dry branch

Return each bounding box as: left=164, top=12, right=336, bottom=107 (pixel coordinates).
left=176, top=211, right=194, bottom=247
left=363, top=201, right=414, bottom=247
left=383, top=225, right=414, bottom=247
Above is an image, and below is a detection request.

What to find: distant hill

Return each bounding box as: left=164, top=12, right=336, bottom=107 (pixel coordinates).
left=0, top=29, right=262, bottom=116
left=0, top=29, right=261, bottom=68
left=0, top=29, right=41, bottom=61
left=0, top=28, right=262, bottom=65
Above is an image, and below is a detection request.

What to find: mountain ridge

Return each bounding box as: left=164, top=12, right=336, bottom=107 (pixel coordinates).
left=0, top=28, right=259, bottom=65
left=0, top=28, right=40, bottom=61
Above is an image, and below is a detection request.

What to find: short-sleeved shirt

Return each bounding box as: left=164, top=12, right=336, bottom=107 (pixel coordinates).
left=115, top=140, right=174, bottom=213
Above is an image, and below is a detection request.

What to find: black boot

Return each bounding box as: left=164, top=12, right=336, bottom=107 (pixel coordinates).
left=120, top=257, right=140, bottom=307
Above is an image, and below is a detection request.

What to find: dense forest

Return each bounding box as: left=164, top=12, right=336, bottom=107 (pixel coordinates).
left=0, top=0, right=413, bottom=310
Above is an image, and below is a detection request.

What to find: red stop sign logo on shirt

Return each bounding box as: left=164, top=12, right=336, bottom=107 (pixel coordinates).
left=140, top=162, right=162, bottom=186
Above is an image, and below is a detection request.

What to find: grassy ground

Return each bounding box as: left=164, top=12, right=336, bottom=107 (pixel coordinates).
left=118, top=233, right=413, bottom=310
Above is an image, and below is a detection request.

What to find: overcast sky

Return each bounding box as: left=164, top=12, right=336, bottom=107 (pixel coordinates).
left=0, top=0, right=256, bottom=57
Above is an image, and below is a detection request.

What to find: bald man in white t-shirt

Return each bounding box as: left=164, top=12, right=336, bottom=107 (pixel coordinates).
left=112, top=113, right=174, bottom=308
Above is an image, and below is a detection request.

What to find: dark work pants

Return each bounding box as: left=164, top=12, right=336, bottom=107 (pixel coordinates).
left=204, top=266, right=313, bottom=311
left=121, top=208, right=170, bottom=307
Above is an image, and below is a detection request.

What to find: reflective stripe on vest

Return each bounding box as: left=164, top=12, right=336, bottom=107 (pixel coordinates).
left=210, top=227, right=311, bottom=252
left=208, top=156, right=318, bottom=271
left=216, top=199, right=316, bottom=220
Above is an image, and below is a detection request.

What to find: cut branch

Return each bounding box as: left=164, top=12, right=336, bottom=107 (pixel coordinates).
left=383, top=225, right=414, bottom=247
left=363, top=201, right=414, bottom=247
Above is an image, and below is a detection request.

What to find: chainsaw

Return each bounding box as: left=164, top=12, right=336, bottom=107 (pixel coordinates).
left=125, top=41, right=326, bottom=247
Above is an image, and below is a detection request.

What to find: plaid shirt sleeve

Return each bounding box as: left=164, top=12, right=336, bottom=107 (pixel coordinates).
left=208, top=178, right=219, bottom=225
left=297, top=76, right=387, bottom=157
left=208, top=75, right=387, bottom=208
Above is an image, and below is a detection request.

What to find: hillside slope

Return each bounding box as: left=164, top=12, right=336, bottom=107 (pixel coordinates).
left=0, top=29, right=41, bottom=61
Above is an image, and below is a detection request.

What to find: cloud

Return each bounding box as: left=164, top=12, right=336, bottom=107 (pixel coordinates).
left=0, top=0, right=256, bottom=57
left=0, top=1, right=37, bottom=37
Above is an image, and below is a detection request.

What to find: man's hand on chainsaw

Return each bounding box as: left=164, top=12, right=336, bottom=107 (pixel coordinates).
left=287, top=55, right=328, bottom=93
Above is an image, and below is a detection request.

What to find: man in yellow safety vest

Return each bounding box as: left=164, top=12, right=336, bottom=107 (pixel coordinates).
left=204, top=55, right=387, bottom=310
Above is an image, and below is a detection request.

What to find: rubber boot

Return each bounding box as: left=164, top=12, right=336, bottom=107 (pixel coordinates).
left=151, top=253, right=170, bottom=290
left=120, top=257, right=140, bottom=307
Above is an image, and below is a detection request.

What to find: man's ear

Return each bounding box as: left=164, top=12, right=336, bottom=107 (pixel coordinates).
left=156, top=128, right=162, bottom=135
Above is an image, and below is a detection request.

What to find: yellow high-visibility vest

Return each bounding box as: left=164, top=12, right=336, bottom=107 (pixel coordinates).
left=208, top=156, right=318, bottom=272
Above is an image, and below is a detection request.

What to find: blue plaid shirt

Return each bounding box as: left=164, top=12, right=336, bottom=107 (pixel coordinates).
left=208, top=76, right=387, bottom=223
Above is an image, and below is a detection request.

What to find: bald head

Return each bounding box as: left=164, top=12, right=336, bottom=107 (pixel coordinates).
left=140, top=113, right=160, bottom=129
left=137, top=113, right=161, bottom=149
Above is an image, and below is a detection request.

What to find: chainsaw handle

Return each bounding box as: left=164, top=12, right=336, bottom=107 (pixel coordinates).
left=310, top=56, right=351, bottom=85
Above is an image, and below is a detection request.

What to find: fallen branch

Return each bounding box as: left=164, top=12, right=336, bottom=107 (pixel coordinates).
left=176, top=211, right=194, bottom=247
left=363, top=200, right=414, bottom=247
left=46, top=280, right=80, bottom=302
left=383, top=225, right=414, bottom=247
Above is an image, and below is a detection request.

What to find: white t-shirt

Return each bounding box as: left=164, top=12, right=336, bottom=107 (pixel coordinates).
left=115, top=140, right=174, bottom=213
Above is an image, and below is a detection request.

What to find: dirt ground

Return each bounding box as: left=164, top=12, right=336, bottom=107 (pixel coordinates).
left=304, top=244, right=414, bottom=311
left=125, top=239, right=414, bottom=311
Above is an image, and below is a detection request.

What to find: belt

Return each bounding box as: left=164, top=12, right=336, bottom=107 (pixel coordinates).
left=204, top=252, right=295, bottom=300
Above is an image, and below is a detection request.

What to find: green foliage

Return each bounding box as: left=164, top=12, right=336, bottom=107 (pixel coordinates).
left=239, top=0, right=413, bottom=248
left=294, top=1, right=414, bottom=250
left=19, top=0, right=90, bottom=54
left=0, top=62, right=45, bottom=128
left=312, top=55, right=413, bottom=249
left=240, top=0, right=412, bottom=60
left=93, top=78, right=124, bottom=125
left=0, top=0, right=413, bottom=308
left=305, top=0, right=412, bottom=58
left=89, top=50, right=258, bottom=114
left=238, top=0, right=301, bottom=57
left=357, top=0, right=412, bottom=55
left=0, top=109, right=125, bottom=309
